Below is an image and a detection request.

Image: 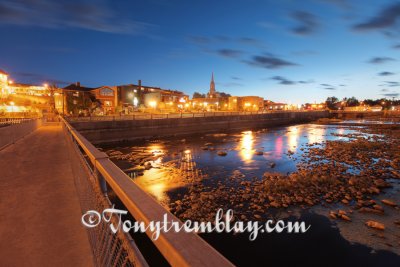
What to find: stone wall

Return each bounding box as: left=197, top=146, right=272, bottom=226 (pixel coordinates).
left=71, top=111, right=329, bottom=144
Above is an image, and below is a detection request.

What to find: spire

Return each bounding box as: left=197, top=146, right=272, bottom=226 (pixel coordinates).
left=209, top=72, right=216, bottom=97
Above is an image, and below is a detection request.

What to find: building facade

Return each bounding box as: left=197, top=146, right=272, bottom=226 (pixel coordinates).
left=229, top=96, right=264, bottom=111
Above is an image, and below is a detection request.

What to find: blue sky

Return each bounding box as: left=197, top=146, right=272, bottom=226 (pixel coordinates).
left=0, top=0, right=399, bottom=103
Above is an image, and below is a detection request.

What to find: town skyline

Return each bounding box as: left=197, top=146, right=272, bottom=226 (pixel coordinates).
left=0, top=0, right=399, bottom=104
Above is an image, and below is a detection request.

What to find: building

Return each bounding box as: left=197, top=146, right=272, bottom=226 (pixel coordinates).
left=0, top=69, right=9, bottom=99
left=117, top=80, right=188, bottom=113
left=265, top=101, right=288, bottom=110
left=0, top=70, right=52, bottom=115
left=229, top=96, right=264, bottom=111
left=304, top=103, right=326, bottom=110
left=143, top=89, right=188, bottom=112
left=91, top=86, right=118, bottom=114
left=190, top=73, right=229, bottom=111
left=57, top=83, right=97, bottom=115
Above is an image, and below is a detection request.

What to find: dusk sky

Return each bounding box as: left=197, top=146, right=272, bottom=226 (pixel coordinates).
left=0, top=0, right=399, bottom=104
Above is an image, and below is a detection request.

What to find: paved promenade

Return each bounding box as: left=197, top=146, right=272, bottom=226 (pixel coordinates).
left=0, top=124, right=94, bottom=267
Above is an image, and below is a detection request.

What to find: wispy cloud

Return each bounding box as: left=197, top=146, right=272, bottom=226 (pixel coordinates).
left=290, top=11, right=319, bottom=35
left=216, top=82, right=243, bottom=87
left=231, top=76, right=242, bottom=80
left=368, top=57, right=395, bottom=64
left=271, top=76, right=296, bottom=85
left=382, top=93, right=399, bottom=97
left=13, top=71, right=70, bottom=85
left=216, top=49, right=243, bottom=58
left=320, top=83, right=336, bottom=90
left=353, top=2, right=400, bottom=31
left=244, top=54, right=298, bottom=69
left=378, top=71, right=395, bottom=76
left=393, top=44, right=400, bottom=49
left=385, top=81, right=400, bottom=87
left=0, top=0, right=155, bottom=35
left=270, top=76, right=313, bottom=85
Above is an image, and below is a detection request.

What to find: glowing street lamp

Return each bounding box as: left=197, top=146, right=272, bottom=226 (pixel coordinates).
left=149, top=101, right=157, bottom=109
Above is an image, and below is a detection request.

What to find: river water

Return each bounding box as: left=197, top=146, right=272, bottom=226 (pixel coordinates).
left=101, top=122, right=400, bottom=266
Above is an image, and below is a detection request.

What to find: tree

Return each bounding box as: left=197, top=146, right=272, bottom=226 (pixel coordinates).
left=193, top=92, right=206, bottom=99
left=217, top=91, right=231, bottom=98
left=346, top=96, right=359, bottom=107
left=325, top=96, right=339, bottom=110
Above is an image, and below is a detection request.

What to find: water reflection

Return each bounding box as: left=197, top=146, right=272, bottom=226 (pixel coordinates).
left=238, top=131, right=254, bottom=163
left=136, top=169, right=170, bottom=204
left=273, top=136, right=283, bottom=159
left=307, top=125, right=326, bottom=144
left=286, top=126, right=299, bottom=151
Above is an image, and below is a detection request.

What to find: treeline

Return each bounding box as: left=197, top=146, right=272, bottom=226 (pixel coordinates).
left=325, top=96, right=400, bottom=110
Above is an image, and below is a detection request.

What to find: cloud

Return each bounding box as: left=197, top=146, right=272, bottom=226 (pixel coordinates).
left=216, top=49, right=243, bottom=58
left=271, top=76, right=296, bottom=85
left=320, top=83, right=332, bottom=87
left=385, top=81, right=400, bottom=87
left=12, top=71, right=70, bottom=85
left=353, top=3, right=400, bottom=31
left=245, top=54, right=298, bottom=69
left=291, top=11, right=319, bottom=35
left=298, top=80, right=314, bottom=84
left=0, top=0, right=155, bottom=35
left=393, top=44, right=400, bottom=49
left=368, top=57, right=395, bottom=64
left=216, top=82, right=243, bottom=87
left=381, top=88, right=389, bottom=92
left=187, top=36, right=211, bottom=44
left=324, top=87, right=336, bottom=90
left=382, top=93, right=399, bottom=97
left=237, top=37, right=264, bottom=47
left=378, top=71, right=395, bottom=76
left=231, top=76, right=242, bottom=80
left=339, top=84, right=346, bottom=86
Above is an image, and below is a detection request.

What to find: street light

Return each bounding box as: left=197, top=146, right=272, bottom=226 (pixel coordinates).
left=149, top=101, right=157, bottom=110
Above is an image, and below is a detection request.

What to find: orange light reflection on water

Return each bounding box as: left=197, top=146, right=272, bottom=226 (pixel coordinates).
left=238, top=131, right=254, bottom=163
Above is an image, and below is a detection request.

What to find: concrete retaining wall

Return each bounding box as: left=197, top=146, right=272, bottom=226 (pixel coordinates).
left=0, top=119, right=43, bottom=150
left=71, top=111, right=329, bottom=144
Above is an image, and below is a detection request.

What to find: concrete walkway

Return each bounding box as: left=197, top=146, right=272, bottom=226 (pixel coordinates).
left=0, top=125, right=94, bottom=267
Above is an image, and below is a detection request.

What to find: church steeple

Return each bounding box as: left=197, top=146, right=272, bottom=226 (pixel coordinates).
left=209, top=72, right=216, bottom=98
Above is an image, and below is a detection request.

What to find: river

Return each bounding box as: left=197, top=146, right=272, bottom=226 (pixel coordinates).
left=101, top=121, right=400, bottom=267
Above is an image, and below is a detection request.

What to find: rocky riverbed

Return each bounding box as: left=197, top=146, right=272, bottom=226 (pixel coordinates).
left=102, top=122, right=400, bottom=255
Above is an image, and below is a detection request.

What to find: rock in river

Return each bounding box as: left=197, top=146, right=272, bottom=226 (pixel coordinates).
left=365, top=220, right=385, bottom=231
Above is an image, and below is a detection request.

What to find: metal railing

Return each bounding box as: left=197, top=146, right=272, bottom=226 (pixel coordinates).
left=61, top=116, right=234, bottom=267
left=0, top=118, right=42, bottom=150
left=67, top=110, right=324, bottom=122
left=0, top=117, right=36, bottom=127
